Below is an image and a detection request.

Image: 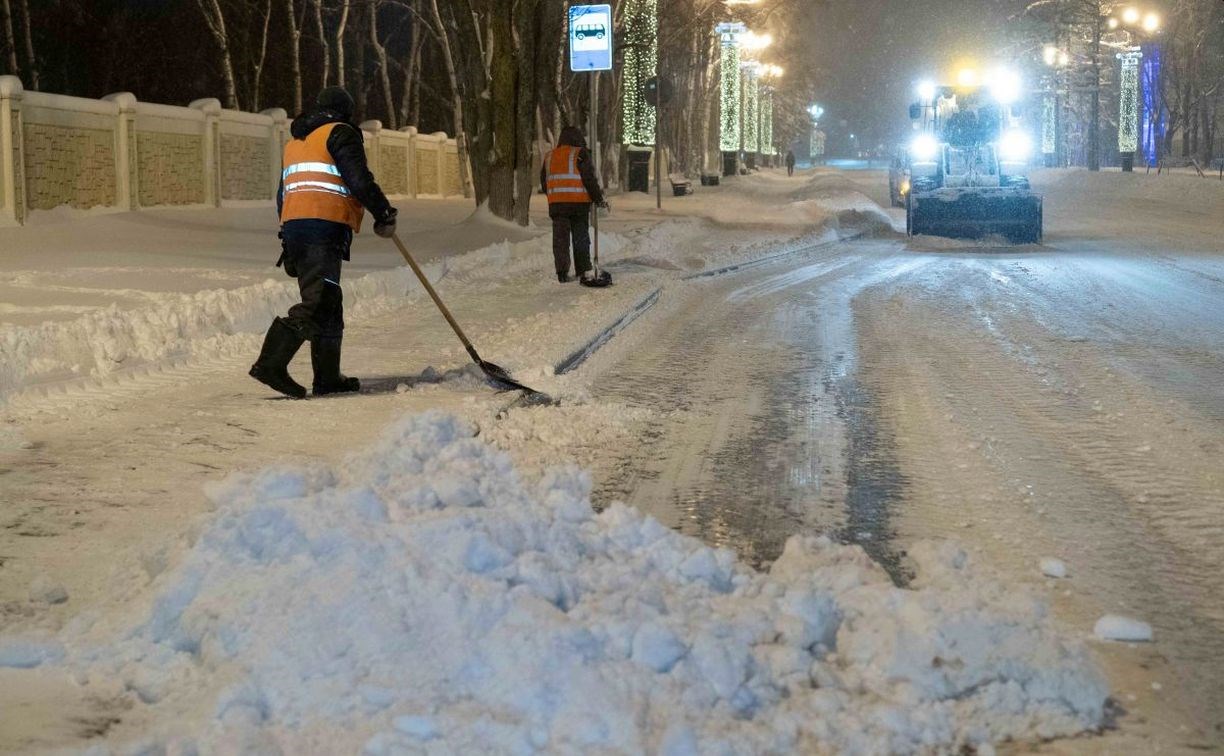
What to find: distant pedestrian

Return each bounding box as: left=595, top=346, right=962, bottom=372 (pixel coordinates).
left=541, top=126, right=610, bottom=287
left=785, top=150, right=796, bottom=177
left=249, top=86, right=398, bottom=399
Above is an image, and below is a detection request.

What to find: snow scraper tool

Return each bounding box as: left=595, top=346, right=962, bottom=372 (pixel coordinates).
left=581, top=202, right=612, bottom=288
left=389, top=232, right=542, bottom=396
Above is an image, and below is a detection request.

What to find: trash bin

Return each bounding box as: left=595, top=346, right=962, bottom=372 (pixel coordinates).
left=722, top=151, right=737, bottom=177
left=627, top=150, right=651, bottom=193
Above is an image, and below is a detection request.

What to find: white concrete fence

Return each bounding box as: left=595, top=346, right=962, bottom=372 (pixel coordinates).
left=0, top=76, right=468, bottom=226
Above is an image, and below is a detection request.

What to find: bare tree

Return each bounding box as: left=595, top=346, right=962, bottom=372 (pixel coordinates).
left=1, top=0, right=18, bottom=77
left=426, top=0, right=470, bottom=197
left=368, top=0, right=396, bottom=128
left=251, top=0, right=273, bottom=110
left=283, top=0, right=303, bottom=113
left=17, top=0, right=35, bottom=89
left=335, top=0, right=349, bottom=87
left=311, top=0, right=329, bottom=89
left=193, top=0, right=240, bottom=109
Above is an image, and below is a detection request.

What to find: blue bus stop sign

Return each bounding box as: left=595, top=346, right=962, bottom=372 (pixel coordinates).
left=569, top=4, right=613, bottom=72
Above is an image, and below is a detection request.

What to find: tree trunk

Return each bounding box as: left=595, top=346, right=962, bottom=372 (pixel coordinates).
left=193, top=0, right=240, bottom=109
left=486, top=9, right=517, bottom=220
left=283, top=0, right=303, bottom=114
left=513, top=0, right=544, bottom=226
left=398, top=0, right=424, bottom=128
left=251, top=0, right=273, bottom=111
left=312, top=0, right=329, bottom=89
left=1, top=0, right=17, bottom=77
left=353, top=5, right=366, bottom=116
left=427, top=0, right=471, bottom=198
left=17, top=0, right=35, bottom=89
left=335, top=0, right=349, bottom=88
left=1088, top=12, right=1101, bottom=171
left=369, top=0, right=395, bottom=128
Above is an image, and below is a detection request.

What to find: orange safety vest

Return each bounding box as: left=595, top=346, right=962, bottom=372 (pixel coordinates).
left=279, top=122, right=365, bottom=232
left=545, top=145, right=592, bottom=204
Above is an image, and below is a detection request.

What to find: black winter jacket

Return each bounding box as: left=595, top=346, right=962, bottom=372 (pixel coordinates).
left=277, top=109, right=395, bottom=251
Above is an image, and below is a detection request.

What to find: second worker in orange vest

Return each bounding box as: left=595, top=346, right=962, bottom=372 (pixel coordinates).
left=250, top=87, right=398, bottom=399
left=540, top=126, right=608, bottom=285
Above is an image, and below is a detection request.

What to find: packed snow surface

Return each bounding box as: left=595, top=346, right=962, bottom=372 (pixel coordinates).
left=35, top=412, right=1108, bottom=753
left=1094, top=615, right=1154, bottom=643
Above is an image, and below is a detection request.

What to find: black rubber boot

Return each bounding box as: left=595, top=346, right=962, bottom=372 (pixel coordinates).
left=249, top=317, right=307, bottom=399
left=311, top=336, right=360, bottom=396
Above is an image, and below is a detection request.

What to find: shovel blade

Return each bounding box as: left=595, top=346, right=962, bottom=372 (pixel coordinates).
left=478, top=359, right=541, bottom=395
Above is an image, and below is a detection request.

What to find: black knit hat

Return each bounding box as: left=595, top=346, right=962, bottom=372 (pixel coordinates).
left=316, top=86, right=355, bottom=119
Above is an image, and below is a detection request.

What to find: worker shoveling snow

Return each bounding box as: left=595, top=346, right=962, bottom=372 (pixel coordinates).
left=10, top=411, right=1107, bottom=753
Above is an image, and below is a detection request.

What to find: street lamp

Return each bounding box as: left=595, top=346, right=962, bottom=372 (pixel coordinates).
left=1107, top=6, right=1161, bottom=171
left=1040, top=44, right=1072, bottom=166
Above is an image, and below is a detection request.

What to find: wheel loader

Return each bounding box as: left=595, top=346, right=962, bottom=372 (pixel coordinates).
left=905, top=72, right=1042, bottom=243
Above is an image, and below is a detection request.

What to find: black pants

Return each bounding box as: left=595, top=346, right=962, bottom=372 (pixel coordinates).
left=787, top=165, right=794, bottom=176
left=551, top=207, right=592, bottom=277
left=283, top=239, right=346, bottom=340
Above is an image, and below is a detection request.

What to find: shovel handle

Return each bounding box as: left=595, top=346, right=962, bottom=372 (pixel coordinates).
left=388, top=232, right=482, bottom=365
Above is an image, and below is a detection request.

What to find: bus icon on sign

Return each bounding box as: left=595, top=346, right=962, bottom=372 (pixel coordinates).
left=574, top=24, right=606, bottom=41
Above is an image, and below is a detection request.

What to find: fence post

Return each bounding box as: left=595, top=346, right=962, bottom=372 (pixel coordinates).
left=0, top=76, right=25, bottom=226
left=359, top=120, right=382, bottom=180
left=103, top=92, right=138, bottom=211
left=190, top=98, right=222, bottom=207
left=261, top=108, right=288, bottom=199
left=433, top=132, right=447, bottom=196
left=399, top=126, right=418, bottom=199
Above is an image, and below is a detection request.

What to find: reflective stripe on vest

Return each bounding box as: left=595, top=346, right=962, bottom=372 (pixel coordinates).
left=545, top=146, right=591, bottom=204
left=279, top=123, right=365, bottom=232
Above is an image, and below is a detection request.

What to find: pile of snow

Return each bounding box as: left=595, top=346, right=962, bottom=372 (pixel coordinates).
left=28, top=411, right=1108, bottom=753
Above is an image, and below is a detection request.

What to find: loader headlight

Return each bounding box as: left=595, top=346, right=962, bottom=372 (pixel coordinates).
left=910, top=133, right=939, bottom=162
left=987, top=68, right=1022, bottom=105
left=999, top=130, right=1032, bottom=162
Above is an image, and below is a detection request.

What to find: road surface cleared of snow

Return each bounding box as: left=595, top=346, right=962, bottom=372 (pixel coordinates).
left=2, top=167, right=1222, bottom=751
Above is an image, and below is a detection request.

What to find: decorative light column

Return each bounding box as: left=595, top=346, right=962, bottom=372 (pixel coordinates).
left=742, top=66, right=759, bottom=169
left=621, top=0, right=657, bottom=146
left=1117, top=48, right=1142, bottom=171
left=761, top=90, right=773, bottom=165
left=1140, top=43, right=1164, bottom=168
left=716, top=22, right=745, bottom=177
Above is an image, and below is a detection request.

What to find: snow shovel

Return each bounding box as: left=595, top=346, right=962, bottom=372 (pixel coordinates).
left=581, top=203, right=612, bottom=288
left=388, top=232, right=541, bottom=396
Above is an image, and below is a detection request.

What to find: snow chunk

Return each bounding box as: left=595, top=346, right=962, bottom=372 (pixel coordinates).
left=1040, top=558, right=1068, bottom=579
left=28, top=575, right=69, bottom=604
left=1094, top=615, right=1153, bottom=642
left=0, top=638, right=66, bottom=668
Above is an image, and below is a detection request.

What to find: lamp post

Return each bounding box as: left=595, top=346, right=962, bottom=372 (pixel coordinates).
left=1041, top=45, right=1071, bottom=167
left=808, top=104, right=825, bottom=166
left=1105, top=6, right=1161, bottom=172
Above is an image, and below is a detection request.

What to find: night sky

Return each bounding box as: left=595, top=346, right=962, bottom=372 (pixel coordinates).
left=791, top=0, right=1029, bottom=152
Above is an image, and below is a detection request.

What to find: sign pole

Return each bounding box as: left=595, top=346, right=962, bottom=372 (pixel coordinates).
left=590, top=70, right=600, bottom=276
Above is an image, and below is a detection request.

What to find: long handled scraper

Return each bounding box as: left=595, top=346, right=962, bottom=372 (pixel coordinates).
left=389, top=232, right=541, bottom=396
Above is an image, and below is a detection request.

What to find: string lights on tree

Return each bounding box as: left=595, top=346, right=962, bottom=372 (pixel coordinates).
left=621, top=0, right=658, bottom=146
left=742, top=66, right=759, bottom=153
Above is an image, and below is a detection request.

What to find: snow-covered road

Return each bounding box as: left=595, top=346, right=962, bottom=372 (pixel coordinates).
left=2, top=167, right=1222, bottom=752
left=576, top=233, right=1224, bottom=748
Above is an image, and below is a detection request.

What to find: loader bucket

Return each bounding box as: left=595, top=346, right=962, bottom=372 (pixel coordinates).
left=908, top=188, right=1042, bottom=244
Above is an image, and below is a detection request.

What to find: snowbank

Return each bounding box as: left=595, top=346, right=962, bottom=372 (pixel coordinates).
left=41, top=412, right=1107, bottom=753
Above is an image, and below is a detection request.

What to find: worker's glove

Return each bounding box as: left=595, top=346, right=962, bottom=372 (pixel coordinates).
left=374, top=208, right=398, bottom=238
